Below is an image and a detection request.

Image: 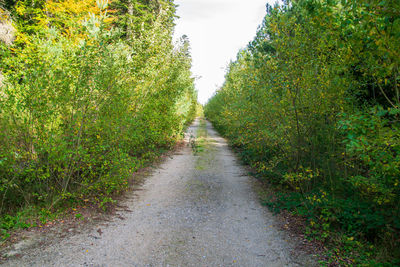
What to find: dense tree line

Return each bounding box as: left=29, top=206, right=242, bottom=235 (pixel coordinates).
left=0, top=0, right=197, bottom=230
left=205, top=0, right=399, bottom=264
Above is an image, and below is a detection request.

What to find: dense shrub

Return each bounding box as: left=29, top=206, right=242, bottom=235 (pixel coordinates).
left=205, top=0, right=399, bottom=264
left=0, top=1, right=197, bottom=215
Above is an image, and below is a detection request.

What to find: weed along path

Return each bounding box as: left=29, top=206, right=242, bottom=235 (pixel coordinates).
left=2, top=119, right=316, bottom=267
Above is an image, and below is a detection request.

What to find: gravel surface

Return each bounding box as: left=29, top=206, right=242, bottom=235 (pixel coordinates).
left=2, top=119, right=317, bottom=267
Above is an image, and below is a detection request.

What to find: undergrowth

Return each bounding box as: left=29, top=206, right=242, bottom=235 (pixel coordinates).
left=0, top=0, right=198, bottom=240
left=205, top=0, right=400, bottom=265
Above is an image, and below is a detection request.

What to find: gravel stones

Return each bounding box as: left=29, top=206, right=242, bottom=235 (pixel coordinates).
left=1, top=120, right=316, bottom=267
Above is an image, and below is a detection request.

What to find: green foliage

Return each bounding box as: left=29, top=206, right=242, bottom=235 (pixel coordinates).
left=109, top=0, right=168, bottom=40
left=205, top=0, right=399, bottom=264
left=0, top=214, right=31, bottom=231
left=339, top=107, right=400, bottom=206
left=0, top=0, right=197, bottom=236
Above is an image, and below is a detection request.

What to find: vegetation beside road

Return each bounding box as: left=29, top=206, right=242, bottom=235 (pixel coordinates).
left=0, top=0, right=197, bottom=239
left=205, top=0, right=400, bottom=265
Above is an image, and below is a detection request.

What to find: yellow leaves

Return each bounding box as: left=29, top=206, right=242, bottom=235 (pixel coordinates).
left=46, top=0, right=100, bottom=19
left=15, top=2, right=26, bottom=16
left=44, top=0, right=107, bottom=39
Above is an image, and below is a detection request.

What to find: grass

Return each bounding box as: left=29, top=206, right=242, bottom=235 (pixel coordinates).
left=191, top=118, right=218, bottom=172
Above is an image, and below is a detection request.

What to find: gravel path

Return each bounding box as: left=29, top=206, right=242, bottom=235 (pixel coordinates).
left=2, top=119, right=316, bottom=267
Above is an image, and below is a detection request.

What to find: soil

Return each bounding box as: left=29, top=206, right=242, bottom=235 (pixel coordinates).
left=0, top=119, right=319, bottom=267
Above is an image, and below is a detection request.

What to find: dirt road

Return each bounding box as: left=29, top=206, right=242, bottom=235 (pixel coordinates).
left=2, top=119, right=316, bottom=266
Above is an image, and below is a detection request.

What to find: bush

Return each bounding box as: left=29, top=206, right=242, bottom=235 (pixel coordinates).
left=0, top=1, right=197, bottom=218
left=205, top=0, right=400, bottom=264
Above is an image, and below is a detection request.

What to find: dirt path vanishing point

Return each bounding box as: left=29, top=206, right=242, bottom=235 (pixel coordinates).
left=2, top=119, right=317, bottom=267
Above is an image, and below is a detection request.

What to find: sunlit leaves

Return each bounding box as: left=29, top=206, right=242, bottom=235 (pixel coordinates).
left=205, top=0, right=400, bottom=263
left=0, top=0, right=197, bottom=218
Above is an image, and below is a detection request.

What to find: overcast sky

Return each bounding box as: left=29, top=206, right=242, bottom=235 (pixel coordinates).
left=173, top=0, right=273, bottom=104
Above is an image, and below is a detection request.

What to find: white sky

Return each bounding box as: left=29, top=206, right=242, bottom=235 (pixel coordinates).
left=173, top=0, right=273, bottom=104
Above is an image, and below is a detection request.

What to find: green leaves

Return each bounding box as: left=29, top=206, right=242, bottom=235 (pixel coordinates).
left=205, top=0, right=400, bottom=264
left=0, top=0, right=197, bottom=228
